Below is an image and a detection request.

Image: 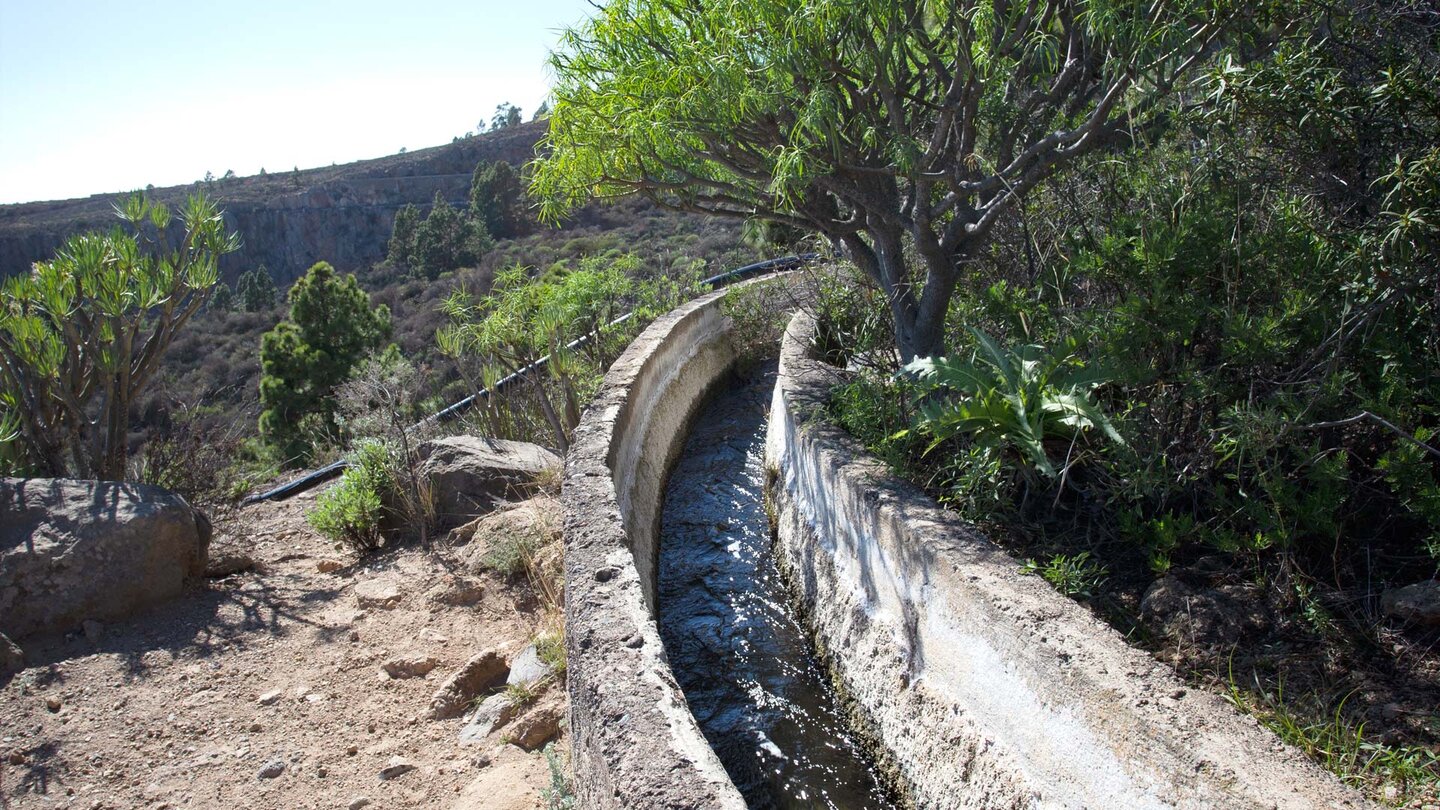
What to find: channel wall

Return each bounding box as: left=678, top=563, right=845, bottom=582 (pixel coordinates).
left=763, top=310, right=1375, bottom=810
left=562, top=283, right=751, bottom=808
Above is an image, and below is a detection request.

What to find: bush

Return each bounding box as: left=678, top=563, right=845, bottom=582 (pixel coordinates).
left=308, top=441, right=393, bottom=552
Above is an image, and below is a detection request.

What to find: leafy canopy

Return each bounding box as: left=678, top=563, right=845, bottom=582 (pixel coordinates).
left=258, top=260, right=392, bottom=462
left=534, top=0, right=1252, bottom=359
left=0, top=193, right=238, bottom=479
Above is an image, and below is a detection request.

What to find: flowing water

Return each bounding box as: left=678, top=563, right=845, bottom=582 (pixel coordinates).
left=658, top=362, right=896, bottom=810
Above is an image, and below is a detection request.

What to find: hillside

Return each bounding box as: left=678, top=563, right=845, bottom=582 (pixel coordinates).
left=0, top=122, right=547, bottom=285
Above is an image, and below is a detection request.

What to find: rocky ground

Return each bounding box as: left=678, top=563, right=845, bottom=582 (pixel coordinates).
left=0, top=488, right=569, bottom=810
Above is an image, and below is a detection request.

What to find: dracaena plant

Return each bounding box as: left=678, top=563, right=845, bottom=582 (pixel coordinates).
left=0, top=193, right=238, bottom=480
left=898, top=328, right=1123, bottom=479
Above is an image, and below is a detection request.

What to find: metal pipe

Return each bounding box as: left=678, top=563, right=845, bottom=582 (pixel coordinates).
left=240, top=254, right=816, bottom=504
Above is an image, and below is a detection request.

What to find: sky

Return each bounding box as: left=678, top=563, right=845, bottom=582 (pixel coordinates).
left=0, top=0, right=596, bottom=204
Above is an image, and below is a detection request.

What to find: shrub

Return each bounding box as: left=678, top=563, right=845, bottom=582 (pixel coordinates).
left=308, top=441, right=394, bottom=552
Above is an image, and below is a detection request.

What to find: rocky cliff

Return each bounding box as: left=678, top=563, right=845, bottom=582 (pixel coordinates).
left=0, top=121, right=545, bottom=286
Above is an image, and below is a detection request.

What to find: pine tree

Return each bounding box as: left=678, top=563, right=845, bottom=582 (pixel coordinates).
left=258, top=261, right=392, bottom=462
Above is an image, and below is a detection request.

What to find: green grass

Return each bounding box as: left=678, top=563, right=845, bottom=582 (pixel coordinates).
left=1224, top=667, right=1440, bottom=805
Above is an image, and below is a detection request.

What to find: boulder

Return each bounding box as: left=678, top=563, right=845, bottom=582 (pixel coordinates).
left=506, top=644, right=552, bottom=688
left=1381, top=580, right=1440, bottom=626
left=507, top=692, right=564, bottom=751
left=430, top=649, right=510, bottom=719
left=0, top=632, right=22, bottom=679
left=0, top=478, right=210, bottom=640
left=458, top=692, right=519, bottom=743
left=417, top=437, right=559, bottom=529
left=1140, top=575, right=1271, bottom=651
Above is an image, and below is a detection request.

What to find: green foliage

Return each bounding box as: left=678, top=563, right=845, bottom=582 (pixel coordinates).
left=1022, top=552, right=1109, bottom=600
left=469, top=160, right=529, bottom=239
left=535, top=0, right=1257, bottom=359
left=235, top=265, right=278, bottom=312
left=389, top=194, right=491, bottom=279
left=308, top=440, right=392, bottom=551
left=1224, top=676, right=1440, bottom=803
left=901, top=330, right=1122, bottom=480
left=387, top=204, right=422, bottom=269
left=0, top=192, right=238, bottom=479
left=437, top=254, right=700, bottom=450
left=259, top=261, right=392, bottom=462
left=488, top=102, right=521, bottom=132
left=480, top=527, right=542, bottom=578
left=209, top=282, right=234, bottom=313
left=541, top=743, right=576, bottom=810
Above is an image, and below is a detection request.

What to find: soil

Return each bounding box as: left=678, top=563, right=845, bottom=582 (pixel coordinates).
left=0, top=488, right=568, bottom=810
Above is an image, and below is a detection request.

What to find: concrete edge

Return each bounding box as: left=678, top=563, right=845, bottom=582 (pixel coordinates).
left=764, top=310, right=1376, bottom=810
left=562, top=284, right=760, bottom=809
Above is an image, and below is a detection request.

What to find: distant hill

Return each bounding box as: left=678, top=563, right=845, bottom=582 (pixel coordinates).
left=0, top=121, right=547, bottom=284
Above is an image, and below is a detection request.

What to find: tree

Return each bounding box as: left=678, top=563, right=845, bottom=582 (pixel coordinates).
left=258, top=261, right=391, bottom=461
left=386, top=204, right=422, bottom=269
left=469, top=160, right=529, bottom=239
left=410, top=193, right=491, bottom=279
left=0, top=193, right=239, bottom=478
left=235, top=264, right=278, bottom=312
left=209, top=282, right=235, bottom=313
left=533, top=0, right=1251, bottom=360
left=488, top=102, right=522, bottom=131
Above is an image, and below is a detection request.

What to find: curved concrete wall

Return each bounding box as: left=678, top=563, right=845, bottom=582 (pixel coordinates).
left=764, top=311, right=1375, bottom=810
left=562, top=285, right=751, bottom=809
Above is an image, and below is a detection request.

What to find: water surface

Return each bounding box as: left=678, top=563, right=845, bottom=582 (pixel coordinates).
left=658, top=362, right=895, bottom=810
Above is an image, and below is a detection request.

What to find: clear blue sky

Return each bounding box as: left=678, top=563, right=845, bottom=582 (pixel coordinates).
left=0, top=0, right=595, bottom=204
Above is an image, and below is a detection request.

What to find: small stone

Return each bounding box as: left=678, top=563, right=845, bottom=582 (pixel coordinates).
left=316, top=559, right=344, bottom=574
left=381, top=655, right=440, bottom=680
left=507, top=697, right=563, bottom=751
left=45, top=697, right=62, bottom=712
left=1380, top=580, right=1440, bottom=625
left=345, top=745, right=358, bottom=756
left=354, top=579, right=403, bottom=610
left=316, top=766, right=328, bottom=778
left=82, top=620, right=103, bottom=644
left=458, top=694, right=518, bottom=743
left=378, top=756, right=415, bottom=780
left=305, top=693, right=324, bottom=703
left=248, top=722, right=262, bottom=733
left=348, top=798, right=372, bottom=810
left=205, top=553, right=255, bottom=578
left=506, top=644, right=551, bottom=687
left=257, top=690, right=282, bottom=706
left=0, top=632, right=23, bottom=678
left=257, top=759, right=285, bottom=779
left=348, top=630, right=361, bottom=642
left=429, top=650, right=508, bottom=720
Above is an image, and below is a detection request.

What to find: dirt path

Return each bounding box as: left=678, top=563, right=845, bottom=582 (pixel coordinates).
left=1, top=490, right=567, bottom=810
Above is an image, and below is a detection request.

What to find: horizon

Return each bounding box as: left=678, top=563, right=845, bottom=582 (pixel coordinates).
left=0, top=0, right=594, bottom=205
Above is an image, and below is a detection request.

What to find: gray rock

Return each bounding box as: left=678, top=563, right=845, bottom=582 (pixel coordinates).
left=354, top=579, right=402, bottom=610
left=458, top=693, right=518, bottom=743
left=378, top=756, right=415, bottom=780
left=505, top=643, right=552, bottom=687
left=429, top=649, right=509, bottom=719
left=508, top=694, right=564, bottom=751
left=1140, top=575, right=1270, bottom=649
left=417, top=436, right=560, bottom=529
left=348, top=798, right=372, bottom=810
left=205, top=552, right=254, bottom=578
left=257, top=690, right=283, bottom=706
left=381, top=655, right=439, bottom=679
left=258, top=759, right=286, bottom=779
left=0, top=632, right=22, bottom=679
left=426, top=576, right=485, bottom=607
left=0, top=478, right=209, bottom=640
left=1381, top=580, right=1440, bottom=625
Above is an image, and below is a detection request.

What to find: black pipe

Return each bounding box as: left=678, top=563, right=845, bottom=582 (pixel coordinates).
left=239, top=254, right=817, bottom=505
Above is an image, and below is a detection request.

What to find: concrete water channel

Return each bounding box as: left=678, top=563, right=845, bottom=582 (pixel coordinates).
left=657, top=362, right=895, bottom=809
left=562, top=280, right=1371, bottom=809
